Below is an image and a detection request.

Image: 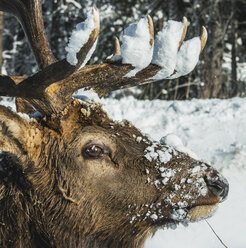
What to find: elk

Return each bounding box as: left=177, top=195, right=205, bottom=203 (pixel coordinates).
left=0, top=1, right=229, bottom=247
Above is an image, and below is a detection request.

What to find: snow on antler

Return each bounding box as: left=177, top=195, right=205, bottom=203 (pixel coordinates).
left=66, top=7, right=99, bottom=67
left=168, top=37, right=201, bottom=79
left=121, top=16, right=154, bottom=77
left=0, top=10, right=207, bottom=114
left=168, top=26, right=207, bottom=79
left=151, top=20, right=185, bottom=79
left=118, top=16, right=205, bottom=80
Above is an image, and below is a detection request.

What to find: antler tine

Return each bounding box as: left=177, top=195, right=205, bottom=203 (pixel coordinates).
left=178, top=16, right=188, bottom=51
left=65, top=6, right=100, bottom=68
left=114, top=37, right=121, bottom=56
left=147, top=15, right=154, bottom=46
left=200, top=26, right=207, bottom=52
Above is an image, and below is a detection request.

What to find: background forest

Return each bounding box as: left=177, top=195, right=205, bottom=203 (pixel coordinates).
left=0, top=0, right=246, bottom=100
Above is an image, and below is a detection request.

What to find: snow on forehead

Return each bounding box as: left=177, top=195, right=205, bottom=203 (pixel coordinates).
left=121, top=17, right=153, bottom=76
left=152, top=20, right=184, bottom=79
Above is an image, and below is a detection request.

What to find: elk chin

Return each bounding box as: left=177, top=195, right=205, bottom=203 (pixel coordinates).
left=168, top=203, right=219, bottom=225
left=187, top=203, right=219, bottom=222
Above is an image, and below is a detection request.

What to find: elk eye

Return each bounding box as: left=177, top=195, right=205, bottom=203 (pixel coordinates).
left=83, top=145, right=104, bottom=159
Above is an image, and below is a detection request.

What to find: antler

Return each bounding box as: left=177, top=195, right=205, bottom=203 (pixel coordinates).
left=0, top=0, right=56, bottom=68
left=0, top=0, right=207, bottom=116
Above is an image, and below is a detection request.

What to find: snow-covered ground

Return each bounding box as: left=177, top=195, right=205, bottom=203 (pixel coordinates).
left=1, top=96, right=246, bottom=247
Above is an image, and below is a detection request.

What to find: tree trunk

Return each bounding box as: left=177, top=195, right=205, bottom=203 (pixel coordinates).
left=231, top=0, right=238, bottom=97
left=167, top=0, right=183, bottom=20
left=0, top=12, right=3, bottom=73
left=200, top=0, right=224, bottom=98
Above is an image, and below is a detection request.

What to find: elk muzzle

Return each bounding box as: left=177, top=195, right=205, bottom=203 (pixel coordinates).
left=205, top=175, right=229, bottom=201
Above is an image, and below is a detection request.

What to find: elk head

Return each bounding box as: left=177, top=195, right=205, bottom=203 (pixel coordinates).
left=0, top=1, right=228, bottom=247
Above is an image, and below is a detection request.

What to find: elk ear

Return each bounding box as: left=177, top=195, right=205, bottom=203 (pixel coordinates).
left=0, top=105, right=41, bottom=158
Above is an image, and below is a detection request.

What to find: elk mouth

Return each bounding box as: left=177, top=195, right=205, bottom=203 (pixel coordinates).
left=148, top=200, right=220, bottom=229
left=187, top=202, right=219, bottom=222
left=169, top=198, right=221, bottom=224
left=168, top=203, right=218, bottom=224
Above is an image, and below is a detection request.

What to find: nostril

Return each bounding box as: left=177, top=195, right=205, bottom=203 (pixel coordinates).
left=204, top=176, right=229, bottom=201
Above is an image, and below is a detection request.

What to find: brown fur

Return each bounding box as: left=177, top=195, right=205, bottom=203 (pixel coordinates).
left=0, top=100, right=227, bottom=247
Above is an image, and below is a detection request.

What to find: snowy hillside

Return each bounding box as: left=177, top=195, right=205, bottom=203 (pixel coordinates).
left=1, top=96, right=246, bottom=248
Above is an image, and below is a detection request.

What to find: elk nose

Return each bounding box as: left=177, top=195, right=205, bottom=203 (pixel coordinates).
left=205, top=176, right=229, bottom=201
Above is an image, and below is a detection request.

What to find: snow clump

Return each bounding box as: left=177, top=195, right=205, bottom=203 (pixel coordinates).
left=171, top=208, right=188, bottom=221
left=121, top=17, right=153, bottom=77
left=152, top=20, right=184, bottom=79
left=168, top=37, right=201, bottom=79
left=66, top=8, right=98, bottom=67
left=144, top=142, right=173, bottom=164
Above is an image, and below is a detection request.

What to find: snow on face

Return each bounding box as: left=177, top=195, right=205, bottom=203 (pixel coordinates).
left=121, top=17, right=153, bottom=77
left=66, top=9, right=97, bottom=66
left=125, top=136, right=213, bottom=225
left=144, top=142, right=174, bottom=165
left=143, top=140, right=208, bottom=192
left=151, top=20, right=184, bottom=79
left=127, top=162, right=210, bottom=225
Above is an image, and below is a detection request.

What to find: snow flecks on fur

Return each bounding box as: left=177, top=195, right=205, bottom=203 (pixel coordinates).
left=171, top=208, right=188, bottom=221
left=160, top=168, right=176, bottom=185
left=143, top=140, right=209, bottom=196
left=121, top=17, right=153, bottom=77
left=144, top=142, right=173, bottom=164
left=127, top=137, right=213, bottom=225
left=150, top=214, right=158, bottom=221
left=65, top=9, right=97, bottom=66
